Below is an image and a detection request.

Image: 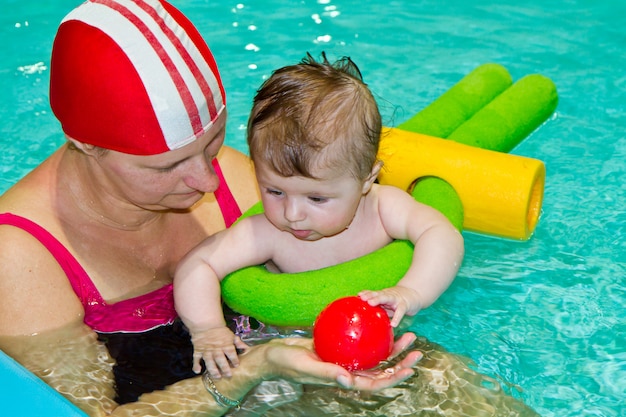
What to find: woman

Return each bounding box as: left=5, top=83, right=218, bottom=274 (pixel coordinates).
left=0, top=0, right=420, bottom=415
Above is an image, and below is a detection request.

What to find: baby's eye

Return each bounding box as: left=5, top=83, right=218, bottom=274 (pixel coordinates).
left=308, top=196, right=328, bottom=203
left=266, top=188, right=283, bottom=196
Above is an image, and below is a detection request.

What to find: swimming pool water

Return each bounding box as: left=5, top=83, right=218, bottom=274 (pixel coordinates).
left=1, top=0, right=625, bottom=416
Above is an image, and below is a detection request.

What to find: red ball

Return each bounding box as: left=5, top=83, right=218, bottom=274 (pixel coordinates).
left=313, top=296, right=394, bottom=371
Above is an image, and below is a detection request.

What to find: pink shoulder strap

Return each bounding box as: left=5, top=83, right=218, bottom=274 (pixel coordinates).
left=0, top=213, right=104, bottom=307
left=211, top=159, right=242, bottom=227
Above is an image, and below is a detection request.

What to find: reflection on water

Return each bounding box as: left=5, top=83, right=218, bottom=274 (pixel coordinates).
left=1, top=318, right=539, bottom=416
left=0, top=322, right=118, bottom=415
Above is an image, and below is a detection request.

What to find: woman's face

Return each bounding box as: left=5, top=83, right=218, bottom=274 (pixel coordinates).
left=91, top=111, right=227, bottom=211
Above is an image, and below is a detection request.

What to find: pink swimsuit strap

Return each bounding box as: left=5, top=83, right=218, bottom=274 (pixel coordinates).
left=212, top=158, right=242, bottom=228
left=0, top=160, right=243, bottom=333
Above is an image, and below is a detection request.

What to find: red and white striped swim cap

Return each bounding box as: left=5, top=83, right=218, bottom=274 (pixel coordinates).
left=50, top=0, right=225, bottom=155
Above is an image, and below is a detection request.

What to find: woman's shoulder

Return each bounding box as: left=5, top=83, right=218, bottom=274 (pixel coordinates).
left=0, top=214, right=85, bottom=336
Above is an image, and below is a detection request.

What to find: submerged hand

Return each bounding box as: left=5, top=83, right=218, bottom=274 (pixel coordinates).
left=190, top=326, right=249, bottom=377
left=262, top=332, right=422, bottom=391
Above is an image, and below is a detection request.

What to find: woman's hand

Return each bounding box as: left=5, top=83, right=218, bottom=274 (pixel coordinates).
left=261, top=332, right=421, bottom=391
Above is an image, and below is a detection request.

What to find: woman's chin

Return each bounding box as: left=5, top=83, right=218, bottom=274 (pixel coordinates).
left=161, top=192, right=204, bottom=210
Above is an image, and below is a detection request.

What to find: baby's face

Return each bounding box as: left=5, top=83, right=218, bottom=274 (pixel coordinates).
left=255, top=161, right=366, bottom=241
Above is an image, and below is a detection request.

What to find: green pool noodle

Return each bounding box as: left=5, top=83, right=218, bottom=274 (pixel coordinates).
left=221, top=201, right=414, bottom=327
left=397, top=63, right=513, bottom=138
left=447, top=74, right=558, bottom=152
left=411, top=177, right=464, bottom=232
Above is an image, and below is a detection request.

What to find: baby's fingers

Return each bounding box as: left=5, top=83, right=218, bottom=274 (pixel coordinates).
left=390, top=305, right=407, bottom=327
left=203, top=353, right=222, bottom=379
left=222, top=343, right=242, bottom=371
left=359, top=289, right=395, bottom=306
left=192, top=351, right=203, bottom=374
left=212, top=350, right=235, bottom=378
left=358, top=290, right=378, bottom=303
left=234, top=337, right=250, bottom=353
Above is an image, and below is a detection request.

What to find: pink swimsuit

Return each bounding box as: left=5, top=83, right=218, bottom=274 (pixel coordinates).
left=0, top=159, right=242, bottom=333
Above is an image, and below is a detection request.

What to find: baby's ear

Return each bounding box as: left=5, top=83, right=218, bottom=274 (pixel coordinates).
left=362, top=161, right=383, bottom=193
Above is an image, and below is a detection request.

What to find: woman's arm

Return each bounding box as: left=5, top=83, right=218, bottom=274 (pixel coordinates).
left=0, top=323, right=231, bottom=417
left=0, top=322, right=421, bottom=417
left=155, top=333, right=422, bottom=417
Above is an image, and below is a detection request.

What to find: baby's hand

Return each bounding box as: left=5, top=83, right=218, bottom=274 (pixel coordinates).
left=359, top=286, right=423, bottom=327
left=189, top=326, right=249, bottom=378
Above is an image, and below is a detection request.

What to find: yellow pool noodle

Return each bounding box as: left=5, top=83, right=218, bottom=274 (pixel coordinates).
left=377, top=128, right=545, bottom=240
left=397, top=71, right=556, bottom=239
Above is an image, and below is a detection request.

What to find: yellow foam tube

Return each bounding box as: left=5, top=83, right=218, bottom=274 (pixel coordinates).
left=377, top=128, right=545, bottom=240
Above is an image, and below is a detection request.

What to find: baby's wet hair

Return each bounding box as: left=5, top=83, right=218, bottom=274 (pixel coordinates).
left=247, top=52, right=382, bottom=181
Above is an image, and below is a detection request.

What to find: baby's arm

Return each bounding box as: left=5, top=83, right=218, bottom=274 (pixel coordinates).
left=174, top=215, right=275, bottom=377
left=174, top=239, right=246, bottom=377
left=360, top=185, right=464, bottom=326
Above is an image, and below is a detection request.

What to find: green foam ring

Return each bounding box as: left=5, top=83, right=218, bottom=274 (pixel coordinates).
left=411, top=177, right=464, bottom=232
left=397, top=63, right=513, bottom=138
left=221, top=201, right=414, bottom=327
left=447, top=74, right=559, bottom=152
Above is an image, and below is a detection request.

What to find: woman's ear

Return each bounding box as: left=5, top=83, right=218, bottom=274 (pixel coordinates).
left=67, top=137, right=100, bottom=156
left=362, top=160, right=383, bottom=193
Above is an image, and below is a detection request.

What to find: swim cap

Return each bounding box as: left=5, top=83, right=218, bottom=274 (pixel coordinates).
left=50, top=0, right=225, bottom=155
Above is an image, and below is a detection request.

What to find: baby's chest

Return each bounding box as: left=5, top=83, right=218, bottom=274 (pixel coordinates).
left=272, top=230, right=392, bottom=273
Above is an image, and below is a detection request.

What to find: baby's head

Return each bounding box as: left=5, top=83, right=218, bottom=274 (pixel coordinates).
left=247, top=53, right=382, bottom=182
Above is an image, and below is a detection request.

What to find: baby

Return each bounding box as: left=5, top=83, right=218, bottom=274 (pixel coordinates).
left=174, top=53, right=464, bottom=378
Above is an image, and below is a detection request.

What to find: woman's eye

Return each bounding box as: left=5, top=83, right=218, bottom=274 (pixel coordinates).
left=157, top=165, right=177, bottom=173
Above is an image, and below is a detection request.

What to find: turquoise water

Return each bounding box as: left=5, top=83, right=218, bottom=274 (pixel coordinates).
left=1, top=0, right=625, bottom=416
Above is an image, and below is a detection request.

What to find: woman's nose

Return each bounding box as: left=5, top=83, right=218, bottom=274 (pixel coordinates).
left=183, top=157, right=220, bottom=193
